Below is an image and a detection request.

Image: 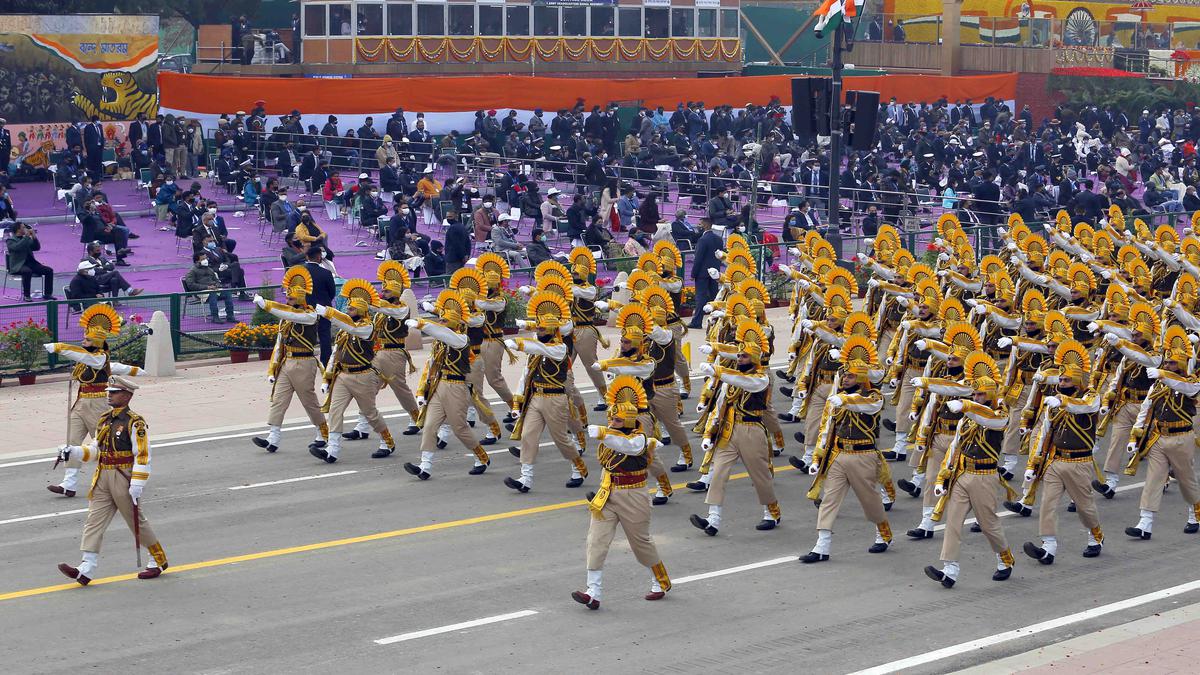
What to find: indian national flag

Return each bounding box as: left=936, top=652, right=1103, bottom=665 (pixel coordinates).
left=813, top=0, right=860, bottom=35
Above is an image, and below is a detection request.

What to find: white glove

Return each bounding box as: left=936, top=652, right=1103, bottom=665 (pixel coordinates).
left=699, top=344, right=713, bottom=355
left=405, top=319, right=419, bottom=328
left=914, top=339, right=928, bottom=351
left=504, top=339, right=518, bottom=350
left=703, top=303, right=714, bottom=313
left=313, top=304, right=327, bottom=316
left=908, top=411, right=920, bottom=422
left=886, top=356, right=895, bottom=366
left=897, top=296, right=910, bottom=307
left=420, top=301, right=435, bottom=313
left=1100, top=406, right=1110, bottom=416
left=937, top=252, right=951, bottom=263
left=1191, top=334, right=1200, bottom=344
left=515, top=320, right=530, bottom=330
left=789, top=247, right=802, bottom=257
left=829, top=349, right=841, bottom=361
left=936, top=269, right=950, bottom=278
left=801, top=319, right=814, bottom=330
left=1104, top=332, right=1119, bottom=346
left=1079, top=253, right=1092, bottom=264
left=796, top=389, right=807, bottom=401
left=518, top=285, right=532, bottom=295
left=1100, top=269, right=1112, bottom=280
left=827, top=395, right=844, bottom=408
left=267, top=375, right=276, bottom=385
left=900, top=320, right=912, bottom=330
left=696, top=402, right=706, bottom=413
left=1024, top=469, right=1036, bottom=482
left=997, top=336, right=1012, bottom=349
left=320, top=382, right=329, bottom=395
left=808, top=462, right=820, bottom=475
left=1007, top=242, right=1019, bottom=252
left=934, top=238, right=946, bottom=248
left=613, top=283, right=625, bottom=292
left=910, top=377, right=924, bottom=388
left=594, top=301, right=609, bottom=312
left=715, top=250, right=726, bottom=260
left=698, top=363, right=716, bottom=376
left=864, top=238, right=875, bottom=247
left=779, top=264, right=793, bottom=276
left=57, top=445, right=71, bottom=462
left=219, top=264, right=229, bottom=272
left=972, top=303, right=987, bottom=316
left=797, top=279, right=811, bottom=290
left=1032, top=371, right=1045, bottom=384
left=998, top=227, right=1008, bottom=238
left=128, top=483, right=143, bottom=505
left=946, top=399, right=964, bottom=413
left=416, top=395, right=426, bottom=407
left=587, top=425, right=601, bottom=439
left=1019, top=427, right=1029, bottom=437
left=1042, top=222, right=1053, bottom=231
left=1043, top=396, right=1061, bottom=409
left=1147, top=367, right=1161, bottom=379
left=868, top=278, right=880, bottom=288
left=856, top=253, right=869, bottom=264
left=1127, top=441, right=1139, bottom=455
left=253, top=294, right=267, bottom=308
left=933, top=485, right=945, bottom=497
left=1086, top=321, right=1099, bottom=334
left=43, top=343, right=56, bottom=353
left=888, top=378, right=899, bottom=389
left=701, top=438, right=714, bottom=452
left=707, top=267, right=720, bottom=280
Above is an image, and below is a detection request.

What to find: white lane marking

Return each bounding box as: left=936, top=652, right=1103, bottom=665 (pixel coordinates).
left=674, top=557, right=796, bottom=585
left=228, top=471, right=358, bottom=491
left=932, top=481, right=1145, bottom=532
left=0, top=508, right=89, bottom=526
left=374, top=609, right=538, bottom=645
left=849, top=577, right=1200, bottom=675
left=0, top=457, right=54, bottom=469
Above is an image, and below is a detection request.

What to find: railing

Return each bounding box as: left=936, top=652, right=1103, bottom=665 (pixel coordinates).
left=865, top=14, right=1190, bottom=51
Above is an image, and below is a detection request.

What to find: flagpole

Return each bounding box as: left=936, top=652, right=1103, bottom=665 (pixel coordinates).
left=825, top=16, right=847, bottom=259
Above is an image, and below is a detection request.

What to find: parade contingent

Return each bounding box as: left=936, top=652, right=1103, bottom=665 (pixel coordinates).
left=37, top=212, right=1200, bottom=604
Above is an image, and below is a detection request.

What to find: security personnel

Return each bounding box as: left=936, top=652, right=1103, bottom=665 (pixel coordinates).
left=655, top=240, right=693, bottom=400
left=57, top=376, right=168, bottom=585
left=573, top=376, right=672, bottom=610
left=310, top=280, right=396, bottom=463
left=882, top=279, right=943, bottom=462
left=45, top=304, right=141, bottom=497
left=640, top=287, right=694, bottom=478
left=790, top=285, right=851, bottom=471
left=443, top=270, right=502, bottom=447
left=1092, top=303, right=1158, bottom=497
left=924, top=354, right=1016, bottom=588
left=476, top=253, right=517, bottom=421
left=994, top=289, right=1050, bottom=479
left=567, top=247, right=609, bottom=405
left=251, top=267, right=329, bottom=454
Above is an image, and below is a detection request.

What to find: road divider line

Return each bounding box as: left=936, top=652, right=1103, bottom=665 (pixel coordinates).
left=0, top=465, right=794, bottom=602
left=849, top=577, right=1200, bottom=675
left=932, top=481, right=1146, bottom=532
left=229, top=471, right=358, bottom=491
left=0, top=508, right=89, bottom=526
left=674, top=557, right=795, bottom=585
left=374, top=610, right=538, bottom=645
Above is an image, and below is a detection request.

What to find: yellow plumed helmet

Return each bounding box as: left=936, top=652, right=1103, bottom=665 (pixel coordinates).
left=876, top=223, right=900, bottom=249
left=535, top=260, right=571, bottom=283
left=1044, top=310, right=1071, bottom=344
left=726, top=248, right=757, bottom=274
left=377, top=260, right=411, bottom=293
left=639, top=286, right=674, bottom=326
left=1054, top=339, right=1091, bottom=382
left=1156, top=224, right=1179, bottom=252
left=842, top=335, right=880, bottom=378
left=824, top=285, right=852, bottom=320
left=605, top=375, right=648, bottom=421
left=1128, top=301, right=1159, bottom=340
left=722, top=264, right=754, bottom=288
left=735, top=319, right=768, bottom=359
left=937, top=212, right=962, bottom=240
left=907, top=262, right=936, bottom=286
left=1133, top=218, right=1151, bottom=241
left=965, top=352, right=1002, bottom=398
left=654, top=240, right=681, bottom=272
left=1067, top=262, right=1095, bottom=294
left=812, top=257, right=836, bottom=279
left=450, top=268, right=485, bottom=297
left=1177, top=272, right=1199, bottom=308
left=1162, top=325, right=1195, bottom=366
left=810, top=238, right=836, bottom=262
left=892, top=248, right=915, bottom=276
left=1006, top=212, right=1025, bottom=230
left=1009, top=221, right=1032, bottom=247
left=1105, top=284, right=1130, bottom=318
left=1073, top=222, right=1096, bottom=250
left=824, top=266, right=858, bottom=297
left=537, top=276, right=571, bottom=299
left=979, top=254, right=1005, bottom=280
left=914, top=278, right=941, bottom=314
left=528, top=290, right=570, bottom=331
left=843, top=311, right=877, bottom=340
left=1182, top=236, right=1200, bottom=267
left=569, top=246, right=597, bottom=277
left=1125, top=258, right=1152, bottom=292
left=626, top=270, right=656, bottom=296
left=1117, top=244, right=1142, bottom=269
left=476, top=252, right=511, bottom=284
left=940, top=297, right=967, bottom=323
left=1046, top=250, right=1072, bottom=280
left=1108, top=203, right=1123, bottom=223
left=616, top=303, right=652, bottom=348
left=1022, top=234, right=1048, bottom=265
left=1192, top=210, right=1200, bottom=232
left=944, top=321, right=982, bottom=359
left=954, top=244, right=976, bottom=272
left=737, top=278, right=768, bottom=305
left=950, top=230, right=971, bottom=253
left=1092, top=229, right=1115, bottom=261
left=726, top=233, right=749, bottom=251
left=803, top=230, right=824, bottom=255
left=1109, top=205, right=1126, bottom=231
left=636, top=252, right=662, bottom=277
left=434, top=289, right=469, bottom=326
left=1023, top=288, right=1048, bottom=324
left=726, top=293, right=753, bottom=319
left=282, top=265, right=313, bottom=302
left=991, top=272, right=1014, bottom=298
left=80, top=303, right=121, bottom=343
left=1055, top=209, right=1072, bottom=233
left=340, top=278, right=380, bottom=309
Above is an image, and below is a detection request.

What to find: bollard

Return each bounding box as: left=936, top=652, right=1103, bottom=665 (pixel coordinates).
left=143, top=310, right=177, bottom=377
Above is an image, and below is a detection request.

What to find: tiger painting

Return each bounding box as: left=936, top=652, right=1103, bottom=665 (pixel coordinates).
left=70, top=70, right=158, bottom=121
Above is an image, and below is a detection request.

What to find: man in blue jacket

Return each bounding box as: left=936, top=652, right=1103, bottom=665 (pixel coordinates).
left=687, top=217, right=723, bottom=329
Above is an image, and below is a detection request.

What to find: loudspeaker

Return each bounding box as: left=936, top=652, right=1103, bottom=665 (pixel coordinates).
left=791, top=77, right=830, bottom=138
left=846, top=90, right=880, bottom=151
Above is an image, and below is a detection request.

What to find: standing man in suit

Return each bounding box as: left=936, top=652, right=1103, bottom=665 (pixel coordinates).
left=687, top=217, right=723, bottom=329
left=147, top=115, right=164, bottom=157
left=84, top=116, right=105, bottom=180
left=971, top=169, right=1002, bottom=253
left=304, top=245, right=337, bottom=365
left=128, top=113, right=148, bottom=149
left=443, top=210, right=471, bottom=275
left=65, top=123, right=83, bottom=154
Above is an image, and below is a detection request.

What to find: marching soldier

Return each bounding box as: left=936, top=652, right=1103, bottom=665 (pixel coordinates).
left=251, top=267, right=329, bottom=454
left=310, top=280, right=396, bottom=462
left=924, top=354, right=1017, bottom=587
left=882, top=279, right=944, bottom=463
left=1123, top=326, right=1200, bottom=539
left=567, top=247, right=610, bottom=406
left=1021, top=340, right=1105, bottom=564
left=994, top=290, right=1050, bottom=480
left=57, top=376, right=168, bottom=585
left=404, top=290, right=490, bottom=479
left=690, top=319, right=781, bottom=536
left=343, top=262, right=422, bottom=441
left=788, top=284, right=852, bottom=472
left=476, top=253, right=518, bottom=421
left=1093, top=303, right=1159, bottom=497
left=655, top=240, right=693, bottom=400
left=801, top=336, right=893, bottom=562
left=573, top=376, right=672, bottom=610
left=444, top=269, right=503, bottom=447
left=640, top=287, right=695, bottom=476
left=45, top=304, right=141, bottom=497
left=504, top=291, right=589, bottom=492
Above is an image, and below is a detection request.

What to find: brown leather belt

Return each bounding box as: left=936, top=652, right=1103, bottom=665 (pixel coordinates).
left=611, top=470, right=647, bottom=487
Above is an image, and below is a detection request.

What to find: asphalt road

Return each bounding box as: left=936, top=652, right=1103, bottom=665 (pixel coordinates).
left=1, top=370, right=1198, bottom=674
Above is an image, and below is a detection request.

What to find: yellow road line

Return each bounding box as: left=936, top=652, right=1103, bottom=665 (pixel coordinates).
left=0, top=465, right=797, bottom=603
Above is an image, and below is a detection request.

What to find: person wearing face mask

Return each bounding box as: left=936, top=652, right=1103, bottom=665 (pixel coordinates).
left=200, top=234, right=248, bottom=296
left=269, top=187, right=295, bottom=237
left=360, top=187, right=386, bottom=235
left=472, top=198, right=498, bottom=243
left=82, top=241, right=142, bottom=298
left=68, top=259, right=106, bottom=302
left=183, top=251, right=235, bottom=323
left=1017, top=340, right=1105, bottom=564
left=44, top=305, right=141, bottom=498
left=293, top=209, right=331, bottom=259
left=527, top=228, right=553, bottom=267
left=7, top=222, right=56, bottom=301
left=380, top=157, right=401, bottom=194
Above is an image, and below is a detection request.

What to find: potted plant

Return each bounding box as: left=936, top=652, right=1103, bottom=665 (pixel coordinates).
left=109, top=315, right=148, bottom=368
left=222, top=322, right=256, bottom=363
left=502, top=289, right=527, bottom=335
left=679, top=285, right=696, bottom=317
left=594, top=277, right=611, bottom=325
left=852, top=262, right=870, bottom=299
left=1, top=319, right=52, bottom=385
left=255, top=323, right=279, bottom=360
left=765, top=265, right=792, bottom=308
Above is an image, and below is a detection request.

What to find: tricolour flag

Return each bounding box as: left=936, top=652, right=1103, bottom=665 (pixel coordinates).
left=813, top=0, right=861, bottom=36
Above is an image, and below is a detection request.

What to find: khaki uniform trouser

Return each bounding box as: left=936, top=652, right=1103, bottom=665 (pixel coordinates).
left=816, top=451, right=887, bottom=531
left=64, top=396, right=109, bottom=470
left=80, top=468, right=158, bottom=553
left=1001, top=383, right=1034, bottom=457
left=761, top=370, right=783, bottom=446
left=565, top=368, right=585, bottom=437
left=1101, top=402, right=1139, bottom=476
left=573, top=327, right=607, bottom=396
left=328, top=371, right=388, bottom=436
left=267, top=357, right=327, bottom=429
left=481, top=339, right=515, bottom=407
left=374, top=349, right=419, bottom=415
left=922, top=433, right=954, bottom=508
left=803, top=382, right=833, bottom=452
left=520, top=393, right=579, bottom=464
left=1141, top=433, right=1200, bottom=513
left=1038, top=460, right=1101, bottom=538
left=637, top=412, right=669, bottom=482
left=672, top=323, right=690, bottom=392
left=649, top=388, right=690, bottom=455
left=586, top=483, right=661, bottom=570
left=705, top=423, right=777, bottom=507
left=877, top=327, right=896, bottom=361
left=420, top=381, right=476, bottom=452
left=939, top=471, right=1009, bottom=562
left=467, top=351, right=499, bottom=429
left=894, top=367, right=922, bottom=440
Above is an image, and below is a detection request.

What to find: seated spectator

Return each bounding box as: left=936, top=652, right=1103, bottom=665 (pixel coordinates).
left=294, top=210, right=332, bottom=257
left=527, top=228, right=553, bottom=267
left=359, top=187, right=387, bottom=234
left=670, top=209, right=700, bottom=247
left=83, top=240, right=141, bottom=297
left=282, top=233, right=307, bottom=267
left=473, top=198, right=498, bottom=243
left=424, top=239, right=447, bottom=277
left=182, top=251, right=235, bottom=323
left=269, top=187, right=295, bottom=233
left=199, top=234, right=248, bottom=297
left=323, top=171, right=345, bottom=220
left=0, top=184, right=17, bottom=224
left=154, top=176, right=178, bottom=219
left=79, top=200, right=131, bottom=265
left=67, top=260, right=105, bottom=305
left=583, top=216, right=613, bottom=248
left=540, top=188, right=565, bottom=233
left=623, top=228, right=651, bottom=257
left=6, top=222, right=55, bottom=301
left=92, top=192, right=135, bottom=238
left=616, top=186, right=639, bottom=231
left=491, top=213, right=530, bottom=268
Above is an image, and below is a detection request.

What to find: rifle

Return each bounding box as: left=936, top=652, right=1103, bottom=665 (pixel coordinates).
left=805, top=370, right=842, bottom=501
left=1021, top=400, right=1056, bottom=505
left=930, top=424, right=964, bottom=521
left=1125, top=383, right=1162, bottom=474
left=54, top=379, right=76, bottom=470
left=1095, top=358, right=1125, bottom=438
left=133, top=500, right=143, bottom=569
